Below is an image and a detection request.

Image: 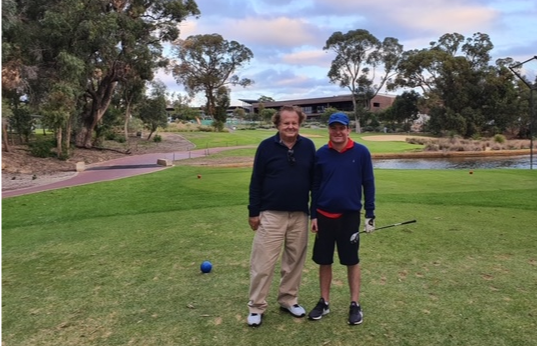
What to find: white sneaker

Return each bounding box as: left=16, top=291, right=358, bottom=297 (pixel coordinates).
left=280, top=304, right=306, bottom=317
left=247, top=313, right=262, bottom=326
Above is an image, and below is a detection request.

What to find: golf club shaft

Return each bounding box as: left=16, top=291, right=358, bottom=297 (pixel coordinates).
left=361, top=219, right=416, bottom=233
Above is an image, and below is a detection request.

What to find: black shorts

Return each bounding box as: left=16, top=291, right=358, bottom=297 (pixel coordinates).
left=312, top=211, right=360, bottom=266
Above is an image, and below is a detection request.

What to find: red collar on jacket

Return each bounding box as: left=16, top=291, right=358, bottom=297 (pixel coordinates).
left=328, top=139, right=354, bottom=153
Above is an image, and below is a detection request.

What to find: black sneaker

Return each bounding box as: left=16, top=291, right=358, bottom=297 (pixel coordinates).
left=308, top=298, right=330, bottom=320
left=348, top=301, right=363, bottom=325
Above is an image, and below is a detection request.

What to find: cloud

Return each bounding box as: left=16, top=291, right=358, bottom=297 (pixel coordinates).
left=281, top=50, right=332, bottom=68
left=184, top=16, right=324, bottom=50
left=162, top=0, right=534, bottom=105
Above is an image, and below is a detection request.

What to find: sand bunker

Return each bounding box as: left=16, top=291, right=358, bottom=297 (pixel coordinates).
left=363, top=135, right=427, bottom=142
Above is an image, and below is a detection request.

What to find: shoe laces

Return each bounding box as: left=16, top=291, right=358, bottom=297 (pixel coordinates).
left=349, top=302, right=361, bottom=313
left=316, top=299, right=328, bottom=309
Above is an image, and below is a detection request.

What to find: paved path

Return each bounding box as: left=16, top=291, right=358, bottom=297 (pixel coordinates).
left=2, top=146, right=253, bottom=198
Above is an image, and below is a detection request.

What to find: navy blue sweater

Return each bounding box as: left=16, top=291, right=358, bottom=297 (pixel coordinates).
left=311, top=141, right=375, bottom=219
left=248, top=133, right=316, bottom=217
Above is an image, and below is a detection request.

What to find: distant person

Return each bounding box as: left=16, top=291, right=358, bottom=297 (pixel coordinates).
left=308, top=112, right=376, bottom=325
left=247, top=105, right=316, bottom=327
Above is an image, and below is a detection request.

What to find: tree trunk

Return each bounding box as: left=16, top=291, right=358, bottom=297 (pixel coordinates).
left=2, top=119, right=10, bottom=152
left=147, top=130, right=154, bottom=140
left=64, top=118, right=72, bottom=157
left=352, top=97, right=361, bottom=133
left=56, top=126, right=63, bottom=157
left=78, top=69, right=119, bottom=148
left=84, top=108, right=105, bottom=148
left=124, top=98, right=132, bottom=150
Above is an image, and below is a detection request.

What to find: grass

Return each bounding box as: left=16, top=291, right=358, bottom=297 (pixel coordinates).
left=2, top=165, right=537, bottom=346
left=179, top=129, right=424, bottom=154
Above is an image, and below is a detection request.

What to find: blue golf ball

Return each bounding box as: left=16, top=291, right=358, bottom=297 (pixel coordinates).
left=200, top=261, right=212, bottom=273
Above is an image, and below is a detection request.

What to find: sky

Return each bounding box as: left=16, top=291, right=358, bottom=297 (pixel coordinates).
left=155, top=0, right=537, bottom=106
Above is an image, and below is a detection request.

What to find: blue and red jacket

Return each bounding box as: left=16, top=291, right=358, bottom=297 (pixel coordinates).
left=311, top=140, right=375, bottom=219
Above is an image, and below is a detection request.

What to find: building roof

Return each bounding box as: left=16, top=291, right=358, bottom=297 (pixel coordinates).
left=240, top=94, right=395, bottom=107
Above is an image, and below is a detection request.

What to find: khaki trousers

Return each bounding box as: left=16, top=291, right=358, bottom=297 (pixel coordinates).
left=248, top=210, right=309, bottom=314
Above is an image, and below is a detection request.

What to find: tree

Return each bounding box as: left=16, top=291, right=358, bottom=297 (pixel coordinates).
left=2, top=0, right=200, bottom=149
left=233, top=107, right=246, bottom=120
left=169, top=94, right=199, bottom=121
left=41, top=83, right=78, bottom=157
left=137, top=82, right=168, bottom=140
left=382, top=90, right=421, bottom=131
left=213, top=86, right=230, bottom=131
left=116, top=76, right=145, bottom=150
left=258, top=95, right=275, bottom=103
left=320, top=107, right=340, bottom=124
left=260, top=108, right=277, bottom=125
left=324, top=29, right=403, bottom=133
left=2, top=99, right=14, bottom=152
left=172, top=33, right=254, bottom=130
left=392, top=32, right=521, bottom=137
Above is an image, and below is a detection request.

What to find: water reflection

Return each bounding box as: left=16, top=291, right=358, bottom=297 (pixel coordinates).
left=373, top=155, right=534, bottom=169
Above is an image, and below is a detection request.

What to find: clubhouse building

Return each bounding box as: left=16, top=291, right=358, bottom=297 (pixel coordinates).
left=239, top=94, right=396, bottom=120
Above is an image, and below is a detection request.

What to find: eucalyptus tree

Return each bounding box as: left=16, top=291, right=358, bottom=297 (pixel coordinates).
left=393, top=32, right=520, bottom=137
left=320, top=107, right=341, bottom=124
left=232, top=107, right=246, bottom=120
left=169, top=94, right=199, bottom=122
left=260, top=108, right=277, bottom=125
left=382, top=90, right=421, bottom=131
left=1, top=6, right=17, bottom=101
left=213, top=86, right=231, bottom=131
left=324, top=29, right=403, bottom=133
left=2, top=0, right=200, bottom=149
left=116, top=76, right=146, bottom=148
left=258, top=95, right=275, bottom=103
left=1, top=0, right=24, bottom=99
left=171, top=33, right=254, bottom=130
left=2, top=99, right=14, bottom=152
left=137, top=82, right=168, bottom=140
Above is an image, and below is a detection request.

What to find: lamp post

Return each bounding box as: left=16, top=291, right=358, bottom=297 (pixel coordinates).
left=509, top=56, right=537, bottom=170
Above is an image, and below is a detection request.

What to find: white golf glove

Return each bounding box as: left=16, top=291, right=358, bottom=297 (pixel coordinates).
left=364, top=218, right=375, bottom=233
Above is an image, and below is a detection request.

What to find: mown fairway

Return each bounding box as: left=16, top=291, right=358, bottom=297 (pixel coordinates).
left=2, top=163, right=536, bottom=345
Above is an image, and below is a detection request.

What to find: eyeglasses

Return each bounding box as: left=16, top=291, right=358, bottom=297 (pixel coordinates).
left=287, top=149, right=296, bottom=166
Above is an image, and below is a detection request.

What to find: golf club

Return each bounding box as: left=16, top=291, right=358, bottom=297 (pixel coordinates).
left=350, top=219, right=417, bottom=243
left=365, top=219, right=417, bottom=232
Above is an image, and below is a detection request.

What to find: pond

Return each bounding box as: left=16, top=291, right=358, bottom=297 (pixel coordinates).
left=373, top=155, right=534, bottom=169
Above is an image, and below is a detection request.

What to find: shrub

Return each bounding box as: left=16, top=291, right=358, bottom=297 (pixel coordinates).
left=471, top=133, right=482, bottom=140
left=29, top=139, right=55, bottom=158
left=406, top=137, right=427, bottom=145
left=493, top=134, right=506, bottom=144
left=424, top=144, right=439, bottom=151
left=198, top=126, right=214, bottom=132
left=153, top=135, right=162, bottom=143
left=105, top=132, right=117, bottom=140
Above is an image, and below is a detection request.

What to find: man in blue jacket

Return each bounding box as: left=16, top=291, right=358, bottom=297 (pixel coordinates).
left=308, top=112, right=376, bottom=325
left=247, top=105, right=316, bottom=327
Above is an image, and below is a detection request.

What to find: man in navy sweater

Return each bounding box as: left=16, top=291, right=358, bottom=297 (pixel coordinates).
left=247, top=105, right=316, bottom=327
left=308, top=112, right=376, bottom=325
